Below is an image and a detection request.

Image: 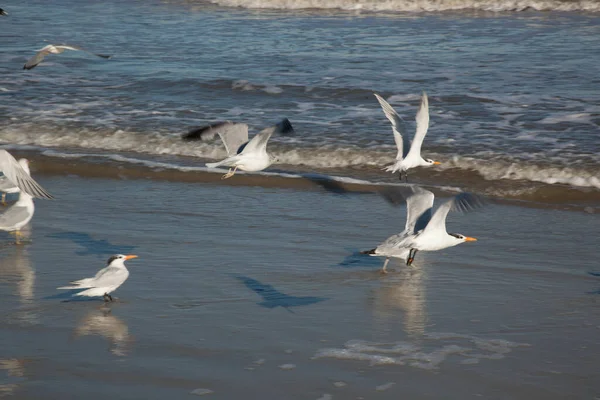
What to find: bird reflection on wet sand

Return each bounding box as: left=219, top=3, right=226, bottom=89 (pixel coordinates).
left=236, top=275, right=327, bottom=312
left=0, top=247, right=37, bottom=324
left=369, top=264, right=427, bottom=338
left=75, top=307, right=132, bottom=356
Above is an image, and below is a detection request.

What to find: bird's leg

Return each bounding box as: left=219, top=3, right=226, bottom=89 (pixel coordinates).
left=407, top=249, right=418, bottom=266
left=221, top=166, right=238, bottom=180
left=381, top=258, right=390, bottom=274
left=12, top=230, right=22, bottom=245
left=1, top=193, right=6, bottom=206
left=405, top=171, right=409, bottom=183
left=103, top=293, right=110, bottom=303
left=108, top=294, right=113, bottom=302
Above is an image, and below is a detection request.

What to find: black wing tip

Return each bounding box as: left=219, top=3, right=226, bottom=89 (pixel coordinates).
left=277, top=118, right=294, bottom=135
left=181, top=121, right=231, bottom=141
left=97, top=54, right=112, bottom=59
left=360, top=248, right=376, bottom=255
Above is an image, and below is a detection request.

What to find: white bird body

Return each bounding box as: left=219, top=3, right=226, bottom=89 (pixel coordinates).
left=366, top=186, right=482, bottom=272
left=0, top=191, right=34, bottom=232
left=374, top=93, right=440, bottom=180
left=205, top=119, right=293, bottom=179
left=57, top=254, right=138, bottom=300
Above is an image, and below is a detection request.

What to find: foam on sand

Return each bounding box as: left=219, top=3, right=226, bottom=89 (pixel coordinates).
left=314, top=333, right=529, bottom=370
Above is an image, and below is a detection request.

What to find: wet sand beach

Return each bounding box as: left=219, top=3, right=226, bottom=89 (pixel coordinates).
left=1, top=173, right=598, bottom=399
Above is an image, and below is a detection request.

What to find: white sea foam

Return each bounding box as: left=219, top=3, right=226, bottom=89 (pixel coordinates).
left=209, top=0, right=600, bottom=12
left=314, top=334, right=528, bottom=370
left=2, top=125, right=598, bottom=191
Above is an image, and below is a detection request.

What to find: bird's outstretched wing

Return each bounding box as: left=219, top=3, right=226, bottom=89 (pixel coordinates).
left=425, top=192, right=486, bottom=235
left=0, top=150, right=54, bottom=199
left=377, top=185, right=434, bottom=234
left=240, top=119, right=289, bottom=155
left=23, top=48, right=53, bottom=70
left=374, top=94, right=409, bottom=160
left=405, top=92, right=430, bottom=160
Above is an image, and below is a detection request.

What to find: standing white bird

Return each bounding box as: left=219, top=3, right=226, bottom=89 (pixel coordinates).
left=0, top=158, right=47, bottom=244
left=0, top=151, right=54, bottom=199
left=23, top=44, right=111, bottom=70
left=374, top=92, right=441, bottom=181
left=204, top=119, right=293, bottom=179
left=57, top=254, right=138, bottom=302
left=362, top=186, right=482, bottom=273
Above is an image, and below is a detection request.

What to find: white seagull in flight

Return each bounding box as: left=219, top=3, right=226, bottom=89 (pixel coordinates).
left=374, top=92, right=440, bottom=181
left=363, top=186, right=482, bottom=273
left=204, top=119, right=293, bottom=179
left=57, top=254, right=138, bottom=302
left=0, top=150, right=54, bottom=200
left=23, top=44, right=111, bottom=70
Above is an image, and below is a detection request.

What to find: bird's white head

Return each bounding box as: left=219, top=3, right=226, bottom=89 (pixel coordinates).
left=107, top=254, right=138, bottom=266
left=18, top=158, right=31, bottom=175
left=425, top=158, right=441, bottom=166
left=448, top=233, right=477, bottom=245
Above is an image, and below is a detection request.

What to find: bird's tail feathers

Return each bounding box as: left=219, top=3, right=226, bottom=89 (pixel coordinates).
left=206, top=156, right=240, bottom=169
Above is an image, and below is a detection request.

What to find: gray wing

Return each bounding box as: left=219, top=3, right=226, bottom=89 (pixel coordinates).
left=23, top=49, right=51, bottom=70
left=0, top=150, right=54, bottom=199
left=378, top=185, right=434, bottom=234
left=56, top=45, right=112, bottom=60
left=374, top=94, right=410, bottom=160
left=217, top=124, right=250, bottom=156
left=241, top=119, right=292, bottom=155
left=424, top=192, right=487, bottom=235
left=88, top=266, right=128, bottom=287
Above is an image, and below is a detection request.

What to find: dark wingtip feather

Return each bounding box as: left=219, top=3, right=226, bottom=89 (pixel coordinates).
left=276, top=118, right=294, bottom=135
left=451, top=192, right=488, bottom=213
left=181, top=121, right=231, bottom=141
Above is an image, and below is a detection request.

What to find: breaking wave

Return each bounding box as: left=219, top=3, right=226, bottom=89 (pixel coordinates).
left=208, top=0, right=600, bottom=12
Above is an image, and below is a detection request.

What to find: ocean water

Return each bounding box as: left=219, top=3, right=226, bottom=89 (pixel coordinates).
left=0, top=0, right=599, bottom=209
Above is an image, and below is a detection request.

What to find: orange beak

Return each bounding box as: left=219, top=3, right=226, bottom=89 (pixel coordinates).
left=464, top=237, right=477, bottom=242
left=433, top=161, right=441, bottom=165
left=124, top=255, right=139, bottom=260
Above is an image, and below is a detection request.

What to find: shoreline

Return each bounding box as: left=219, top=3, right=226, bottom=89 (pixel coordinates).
left=7, top=148, right=598, bottom=214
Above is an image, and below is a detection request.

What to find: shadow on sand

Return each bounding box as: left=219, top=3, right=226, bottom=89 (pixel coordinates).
left=48, top=231, right=136, bottom=257
left=235, top=275, right=327, bottom=312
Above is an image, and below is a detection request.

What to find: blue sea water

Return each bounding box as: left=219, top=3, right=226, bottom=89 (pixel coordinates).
left=1, top=0, right=599, bottom=198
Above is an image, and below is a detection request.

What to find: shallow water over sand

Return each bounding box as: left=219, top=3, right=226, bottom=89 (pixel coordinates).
left=0, top=175, right=598, bottom=399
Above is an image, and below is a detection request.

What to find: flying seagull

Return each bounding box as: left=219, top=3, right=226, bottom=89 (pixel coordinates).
left=362, top=186, right=483, bottom=272
left=57, top=254, right=138, bottom=302
left=0, top=151, right=53, bottom=200
left=203, top=118, right=293, bottom=179
left=374, top=92, right=440, bottom=181
left=23, top=44, right=111, bottom=70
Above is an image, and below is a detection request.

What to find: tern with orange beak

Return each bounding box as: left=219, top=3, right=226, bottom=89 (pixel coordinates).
left=362, top=186, right=483, bottom=272
left=57, top=254, right=138, bottom=302
left=374, top=92, right=441, bottom=182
